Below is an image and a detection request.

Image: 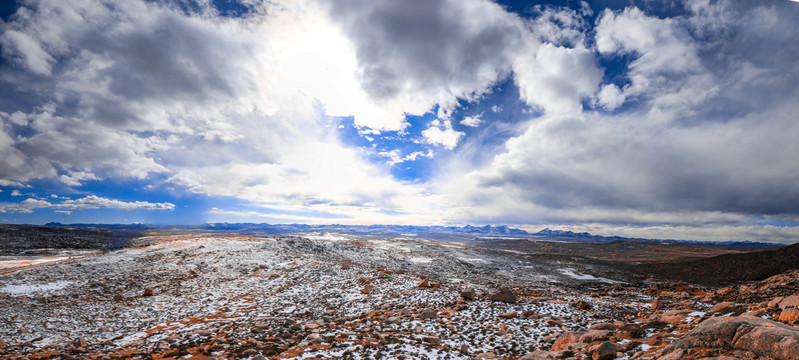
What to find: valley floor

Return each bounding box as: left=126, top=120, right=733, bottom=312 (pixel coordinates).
left=0, top=234, right=797, bottom=359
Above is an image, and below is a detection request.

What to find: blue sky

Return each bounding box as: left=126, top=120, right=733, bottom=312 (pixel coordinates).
left=1, top=0, right=799, bottom=243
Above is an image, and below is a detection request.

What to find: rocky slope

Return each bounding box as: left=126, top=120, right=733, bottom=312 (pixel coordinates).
left=0, top=234, right=796, bottom=360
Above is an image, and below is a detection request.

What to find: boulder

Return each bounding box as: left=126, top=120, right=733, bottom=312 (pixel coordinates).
left=777, top=308, right=799, bottom=323
left=710, top=301, right=737, bottom=314
left=591, top=341, right=615, bottom=360
left=779, top=294, right=799, bottom=309
left=650, top=297, right=661, bottom=310
left=662, top=316, right=799, bottom=360
left=522, top=310, right=539, bottom=318
left=489, top=289, right=517, bottom=303
left=475, top=352, right=497, bottom=359
left=143, top=287, right=154, bottom=297
left=551, top=331, right=584, bottom=351
left=520, top=350, right=558, bottom=360
left=421, top=310, right=437, bottom=319
left=499, top=312, right=517, bottom=319
left=659, top=309, right=694, bottom=324
left=460, top=288, right=476, bottom=300
left=588, top=323, right=619, bottom=331
left=768, top=296, right=784, bottom=308
left=425, top=336, right=441, bottom=346
left=579, top=330, right=613, bottom=343
left=72, top=337, right=87, bottom=348
left=572, top=300, right=592, bottom=311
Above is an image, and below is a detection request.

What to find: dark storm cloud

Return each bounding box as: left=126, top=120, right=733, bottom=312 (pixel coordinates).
left=324, top=0, right=525, bottom=102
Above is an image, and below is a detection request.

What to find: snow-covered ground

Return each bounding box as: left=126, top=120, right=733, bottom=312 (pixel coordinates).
left=0, top=234, right=651, bottom=359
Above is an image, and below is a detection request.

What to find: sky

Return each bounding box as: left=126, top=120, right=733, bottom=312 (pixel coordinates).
left=1, top=0, right=799, bottom=243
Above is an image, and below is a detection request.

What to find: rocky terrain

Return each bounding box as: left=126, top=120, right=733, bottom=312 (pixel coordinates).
left=0, top=232, right=797, bottom=359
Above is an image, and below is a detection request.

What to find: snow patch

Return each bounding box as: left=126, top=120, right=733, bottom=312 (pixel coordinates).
left=0, top=280, right=74, bottom=295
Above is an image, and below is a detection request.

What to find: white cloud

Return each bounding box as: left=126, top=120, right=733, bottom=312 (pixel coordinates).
left=0, top=195, right=175, bottom=213
left=58, top=171, right=99, bottom=187
left=422, top=120, right=464, bottom=150
left=512, top=43, right=603, bottom=115
left=10, top=190, right=22, bottom=196
left=380, top=149, right=435, bottom=166
left=460, top=113, right=484, bottom=127
left=595, top=83, right=626, bottom=110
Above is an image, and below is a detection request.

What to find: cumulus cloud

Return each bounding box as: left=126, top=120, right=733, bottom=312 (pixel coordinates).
left=0, top=195, right=175, bottom=213
left=323, top=0, right=526, bottom=126
left=1, top=0, right=798, bottom=243
left=512, top=43, right=603, bottom=115
left=422, top=120, right=464, bottom=150
left=439, top=0, right=799, bottom=235
left=461, top=114, right=484, bottom=127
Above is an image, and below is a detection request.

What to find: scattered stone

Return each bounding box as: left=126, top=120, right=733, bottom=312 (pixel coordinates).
left=421, top=310, right=437, bottom=319
left=72, top=337, right=86, bottom=348
left=522, top=310, right=539, bottom=319
left=424, top=336, right=441, bottom=345
left=650, top=297, right=660, bottom=310
left=475, top=352, right=497, bottom=359
left=499, top=312, right=517, bottom=319
left=142, top=288, right=154, bottom=297
left=573, top=300, right=592, bottom=311
left=489, top=289, right=517, bottom=303
left=361, top=285, right=374, bottom=294
left=460, top=288, right=476, bottom=300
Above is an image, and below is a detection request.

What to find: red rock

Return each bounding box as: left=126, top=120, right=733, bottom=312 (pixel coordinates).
left=520, top=350, right=558, bottom=359
left=591, top=341, right=615, bottom=360
left=768, top=296, right=784, bottom=308
left=475, top=352, right=497, bottom=359
left=650, top=297, right=660, bottom=310
left=663, top=316, right=799, bottom=360
left=579, top=330, right=613, bottom=343
left=143, top=287, right=154, bottom=297
left=659, top=309, right=694, bottom=324
left=710, top=301, right=737, bottom=314
left=777, top=308, right=799, bottom=323
left=551, top=331, right=584, bottom=351
left=421, top=310, right=437, bottom=319
left=778, top=294, right=799, bottom=309
left=425, top=336, right=441, bottom=346
left=361, top=285, right=374, bottom=294
left=588, top=323, right=618, bottom=331
left=72, top=337, right=87, bottom=348
left=460, top=288, right=476, bottom=300
left=522, top=310, right=540, bottom=318
left=489, top=289, right=517, bottom=303
left=499, top=312, right=517, bottom=319
left=573, top=300, right=592, bottom=311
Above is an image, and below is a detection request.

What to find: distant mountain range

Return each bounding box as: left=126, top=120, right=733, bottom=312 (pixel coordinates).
left=43, top=222, right=781, bottom=248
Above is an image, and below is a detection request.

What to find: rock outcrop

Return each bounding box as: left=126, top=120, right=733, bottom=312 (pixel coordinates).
left=662, top=316, right=799, bottom=360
